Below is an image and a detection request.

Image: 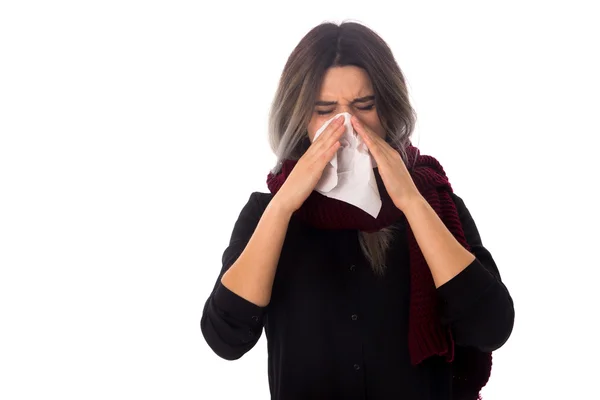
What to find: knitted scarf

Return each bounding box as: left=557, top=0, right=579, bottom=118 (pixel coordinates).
left=266, top=143, right=492, bottom=400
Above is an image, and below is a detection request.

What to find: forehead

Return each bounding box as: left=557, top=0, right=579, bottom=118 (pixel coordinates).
left=318, top=66, right=373, bottom=100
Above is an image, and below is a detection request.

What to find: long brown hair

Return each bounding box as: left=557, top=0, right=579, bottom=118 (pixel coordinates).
left=268, top=21, right=417, bottom=275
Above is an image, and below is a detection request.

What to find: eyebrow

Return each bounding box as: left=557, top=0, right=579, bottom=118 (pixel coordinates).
left=315, top=95, right=375, bottom=106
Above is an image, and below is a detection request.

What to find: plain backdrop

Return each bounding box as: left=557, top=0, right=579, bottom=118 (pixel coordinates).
left=1, top=1, right=599, bottom=399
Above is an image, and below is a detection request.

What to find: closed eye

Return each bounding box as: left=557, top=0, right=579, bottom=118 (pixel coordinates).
left=316, top=104, right=375, bottom=115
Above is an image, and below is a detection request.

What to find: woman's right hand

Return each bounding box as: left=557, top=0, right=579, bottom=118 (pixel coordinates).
left=273, top=115, right=346, bottom=214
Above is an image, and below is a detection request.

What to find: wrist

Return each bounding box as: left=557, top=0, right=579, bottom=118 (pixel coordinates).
left=397, top=193, right=427, bottom=215
left=269, top=192, right=296, bottom=219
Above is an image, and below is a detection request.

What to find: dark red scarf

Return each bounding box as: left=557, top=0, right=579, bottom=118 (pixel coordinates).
left=267, top=143, right=492, bottom=399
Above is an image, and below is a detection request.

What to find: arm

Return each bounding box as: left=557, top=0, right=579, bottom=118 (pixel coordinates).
left=220, top=192, right=292, bottom=307
left=402, top=194, right=476, bottom=288
left=436, top=193, right=515, bottom=352
left=202, top=120, right=345, bottom=360
left=200, top=192, right=292, bottom=360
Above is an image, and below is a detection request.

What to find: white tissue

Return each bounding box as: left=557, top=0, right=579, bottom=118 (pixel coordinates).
left=312, top=112, right=382, bottom=218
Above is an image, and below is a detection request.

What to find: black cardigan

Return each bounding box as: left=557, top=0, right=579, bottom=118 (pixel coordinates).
left=201, top=192, right=514, bottom=399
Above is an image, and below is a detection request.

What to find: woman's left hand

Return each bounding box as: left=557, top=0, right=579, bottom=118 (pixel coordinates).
left=351, top=115, right=423, bottom=212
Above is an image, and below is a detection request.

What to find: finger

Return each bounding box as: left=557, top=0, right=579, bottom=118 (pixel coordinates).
left=352, top=116, right=390, bottom=151
left=313, top=115, right=345, bottom=144
left=351, top=116, right=383, bottom=155
left=351, top=115, right=378, bottom=143
left=351, top=116, right=396, bottom=160
left=320, top=120, right=346, bottom=149
left=307, top=119, right=345, bottom=159
left=318, top=140, right=341, bottom=165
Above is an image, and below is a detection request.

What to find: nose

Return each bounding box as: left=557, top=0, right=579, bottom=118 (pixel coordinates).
left=337, top=105, right=353, bottom=115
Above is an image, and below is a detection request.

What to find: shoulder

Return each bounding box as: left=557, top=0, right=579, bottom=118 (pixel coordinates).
left=245, top=191, right=274, bottom=214
left=253, top=191, right=274, bottom=209
left=235, top=191, right=274, bottom=222
left=448, top=191, right=466, bottom=209
left=447, top=191, right=486, bottom=250
left=226, top=192, right=275, bottom=244
left=448, top=192, right=472, bottom=224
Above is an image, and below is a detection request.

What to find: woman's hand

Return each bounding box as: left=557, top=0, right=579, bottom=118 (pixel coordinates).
left=273, top=115, right=346, bottom=214
left=350, top=115, right=423, bottom=212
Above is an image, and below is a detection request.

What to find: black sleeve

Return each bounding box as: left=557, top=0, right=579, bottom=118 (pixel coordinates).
left=200, top=192, right=270, bottom=360
left=436, top=192, right=515, bottom=353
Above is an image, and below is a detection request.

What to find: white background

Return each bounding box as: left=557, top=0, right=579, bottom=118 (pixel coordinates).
left=1, top=1, right=599, bottom=399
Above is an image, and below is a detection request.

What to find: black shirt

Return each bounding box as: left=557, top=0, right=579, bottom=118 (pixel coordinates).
left=201, top=192, right=514, bottom=400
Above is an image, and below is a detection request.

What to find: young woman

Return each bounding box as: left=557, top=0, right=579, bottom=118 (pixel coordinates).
left=201, top=21, right=514, bottom=400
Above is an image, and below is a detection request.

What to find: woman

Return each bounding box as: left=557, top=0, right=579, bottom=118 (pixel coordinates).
left=201, top=21, right=514, bottom=400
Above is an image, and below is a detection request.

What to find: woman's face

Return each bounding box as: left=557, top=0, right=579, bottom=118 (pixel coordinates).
left=307, top=65, right=386, bottom=142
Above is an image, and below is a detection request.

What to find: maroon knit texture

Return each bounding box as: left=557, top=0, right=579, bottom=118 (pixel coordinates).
left=267, top=144, right=493, bottom=399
